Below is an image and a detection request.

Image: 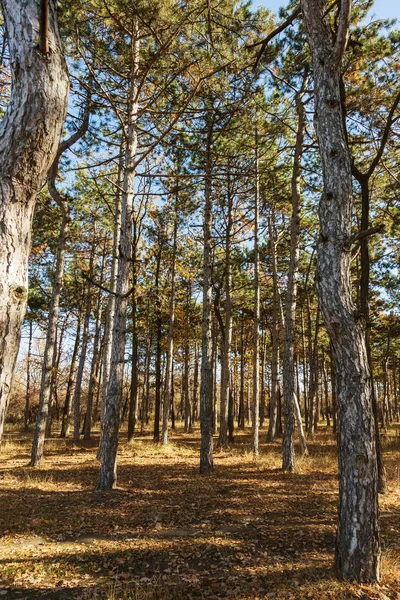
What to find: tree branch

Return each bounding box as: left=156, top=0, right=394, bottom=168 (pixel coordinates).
left=332, top=0, right=351, bottom=66
left=247, top=6, right=301, bottom=67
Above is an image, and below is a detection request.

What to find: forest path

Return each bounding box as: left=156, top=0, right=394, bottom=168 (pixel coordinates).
left=0, top=426, right=399, bottom=600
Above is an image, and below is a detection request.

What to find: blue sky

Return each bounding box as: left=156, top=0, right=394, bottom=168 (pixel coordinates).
left=251, top=0, right=400, bottom=20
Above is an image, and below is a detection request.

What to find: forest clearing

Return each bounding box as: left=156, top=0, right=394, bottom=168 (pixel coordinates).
left=1, top=425, right=399, bottom=600
left=0, top=0, right=400, bottom=598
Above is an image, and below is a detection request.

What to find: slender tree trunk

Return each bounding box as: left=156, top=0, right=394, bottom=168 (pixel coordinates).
left=200, top=110, right=214, bottom=473
left=212, top=327, right=218, bottom=435
left=0, top=0, right=69, bottom=442
left=31, top=210, right=70, bottom=465
left=73, top=270, right=93, bottom=445
left=24, top=321, right=33, bottom=431
left=218, top=170, right=233, bottom=448
left=252, top=140, right=260, bottom=456
left=267, top=214, right=280, bottom=441
left=260, top=330, right=266, bottom=428
left=192, top=343, right=199, bottom=424
left=161, top=209, right=178, bottom=444
left=238, top=315, right=246, bottom=429
left=301, top=0, right=380, bottom=580
left=153, top=245, right=162, bottom=442
left=97, top=29, right=139, bottom=489
left=307, top=303, right=320, bottom=437
left=358, top=178, right=387, bottom=492
left=98, top=151, right=123, bottom=457
left=61, top=317, right=81, bottom=438
left=127, top=251, right=139, bottom=442
left=294, top=393, right=308, bottom=456
left=84, top=285, right=104, bottom=442
left=184, top=339, right=191, bottom=433
left=47, top=314, right=68, bottom=436
left=282, top=84, right=306, bottom=471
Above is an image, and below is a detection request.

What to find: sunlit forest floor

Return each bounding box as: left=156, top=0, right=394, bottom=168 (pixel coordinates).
left=0, top=424, right=399, bottom=600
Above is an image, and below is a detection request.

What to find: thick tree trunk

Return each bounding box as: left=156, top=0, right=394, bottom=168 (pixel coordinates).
left=301, top=0, right=380, bottom=581
left=282, top=86, right=306, bottom=471
left=200, top=112, right=214, bottom=473
left=0, top=0, right=69, bottom=441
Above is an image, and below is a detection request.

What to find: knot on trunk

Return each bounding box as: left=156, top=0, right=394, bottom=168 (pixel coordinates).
left=10, top=284, right=27, bottom=302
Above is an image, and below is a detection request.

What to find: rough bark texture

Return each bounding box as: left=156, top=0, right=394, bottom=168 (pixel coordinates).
left=252, top=143, right=260, bottom=456
left=218, top=172, right=232, bottom=448
left=60, top=316, right=81, bottom=438
left=97, top=32, right=139, bottom=489
left=301, top=0, right=380, bottom=582
left=97, top=151, right=123, bottom=458
left=282, top=90, right=306, bottom=472
left=0, top=0, right=69, bottom=441
left=161, top=211, right=178, bottom=445
left=199, top=112, right=214, bottom=474
left=267, top=214, right=280, bottom=442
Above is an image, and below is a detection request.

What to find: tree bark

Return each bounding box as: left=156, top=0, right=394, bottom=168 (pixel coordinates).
left=282, top=84, right=306, bottom=471
left=97, top=148, right=123, bottom=458
left=0, top=0, right=69, bottom=442
left=267, top=213, right=280, bottom=441
left=97, top=28, right=139, bottom=489
left=301, top=0, right=380, bottom=581
left=61, top=316, right=81, bottom=438
left=161, top=207, right=178, bottom=444
left=252, top=140, right=260, bottom=456
left=200, top=110, right=214, bottom=473
left=24, top=320, right=33, bottom=431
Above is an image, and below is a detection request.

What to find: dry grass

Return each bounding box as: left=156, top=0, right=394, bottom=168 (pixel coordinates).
left=0, top=424, right=399, bottom=600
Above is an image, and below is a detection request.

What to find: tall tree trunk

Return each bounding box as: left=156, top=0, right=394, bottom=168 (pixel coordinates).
left=200, top=110, right=214, bottom=473
left=192, top=343, right=199, bottom=424
left=282, top=84, right=306, bottom=471
left=357, top=178, right=387, bottom=492
left=84, top=284, right=104, bottom=442
left=252, top=140, right=260, bottom=456
left=73, top=270, right=93, bottom=445
left=97, top=149, right=123, bottom=458
left=238, top=315, right=245, bottom=429
left=97, top=28, right=139, bottom=489
left=267, top=214, right=280, bottom=441
left=301, top=0, right=380, bottom=581
left=61, top=316, right=81, bottom=438
left=127, top=251, right=139, bottom=442
left=184, top=339, right=191, bottom=433
left=161, top=208, right=178, bottom=444
left=153, top=245, right=162, bottom=443
left=24, top=320, right=33, bottom=431
left=31, top=211, right=69, bottom=464
left=47, top=314, right=68, bottom=435
left=0, top=0, right=68, bottom=442
left=307, top=303, right=320, bottom=437
left=218, top=169, right=233, bottom=448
